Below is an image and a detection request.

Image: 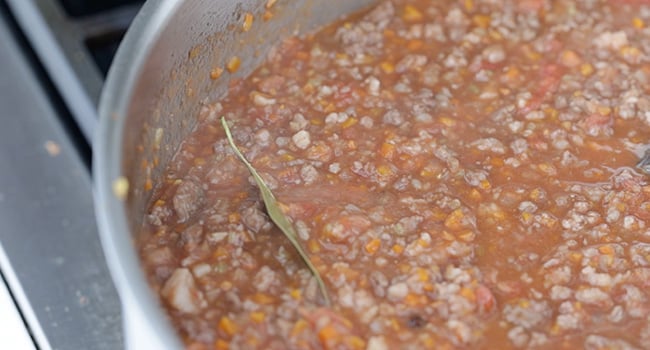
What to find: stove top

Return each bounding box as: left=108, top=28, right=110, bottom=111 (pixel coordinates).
left=6, top=0, right=144, bottom=142
left=0, top=0, right=144, bottom=348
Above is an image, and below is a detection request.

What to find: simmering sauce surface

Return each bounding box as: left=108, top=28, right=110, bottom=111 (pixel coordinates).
left=139, top=0, right=650, bottom=348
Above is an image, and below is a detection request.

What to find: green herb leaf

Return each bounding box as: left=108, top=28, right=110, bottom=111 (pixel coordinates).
left=639, top=149, right=650, bottom=176
left=221, top=117, right=331, bottom=306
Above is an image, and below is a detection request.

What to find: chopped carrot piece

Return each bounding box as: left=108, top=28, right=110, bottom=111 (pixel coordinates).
left=441, top=230, right=455, bottom=241
left=214, top=339, right=230, bottom=350
left=376, top=164, right=394, bottom=177
left=290, top=289, right=302, bottom=300
left=479, top=179, right=491, bottom=190
left=188, top=45, right=201, bottom=59
left=580, top=63, right=594, bottom=76
left=252, top=293, right=275, bottom=305
left=242, top=12, right=254, bottom=32
left=469, top=188, right=482, bottom=201
left=416, top=268, right=428, bottom=282
left=569, top=252, right=583, bottom=263
left=559, top=50, right=581, bottom=67
left=296, top=51, right=310, bottom=61
left=473, top=14, right=491, bottom=28
left=226, top=56, right=241, bottom=73
left=544, top=107, right=559, bottom=119
left=348, top=336, right=366, bottom=349
left=460, top=287, right=476, bottom=302
left=597, top=105, right=611, bottom=116
left=439, top=116, right=456, bottom=127
left=308, top=239, right=321, bottom=253
left=291, top=319, right=308, bottom=337
left=490, top=157, right=504, bottom=167
left=422, top=336, right=436, bottom=347
left=402, top=5, right=423, bottom=22
left=390, top=318, right=401, bottom=331
left=550, top=323, right=561, bottom=335
left=404, top=293, right=423, bottom=306
left=250, top=312, right=265, bottom=323
left=228, top=213, right=240, bottom=223
left=380, top=61, right=394, bottom=74
left=620, top=45, right=642, bottom=63
left=341, top=117, right=358, bottom=128
left=444, top=208, right=466, bottom=231
left=380, top=142, right=396, bottom=159
left=218, top=316, right=237, bottom=336
left=598, top=245, right=615, bottom=255
left=365, top=238, right=381, bottom=254
left=210, top=67, right=224, bottom=80
left=458, top=230, right=476, bottom=242
left=193, top=157, right=206, bottom=166
left=575, top=301, right=583, bottom=310
left=407, top=39, right=424, bottom=51
left=318, top=324, right=339, bottom=343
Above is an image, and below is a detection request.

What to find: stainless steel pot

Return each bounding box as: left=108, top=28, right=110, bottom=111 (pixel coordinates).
left=94, top=0, right=375, bottom=348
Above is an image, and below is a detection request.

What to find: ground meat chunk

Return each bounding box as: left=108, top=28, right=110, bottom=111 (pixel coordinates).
left=382, top=109, right=404, bottom=125
left=395, top=54, right=428, bottom=73
left=300, top=164, right=319, bottom=185
left=241, top=205, right=271, bottom=234
left=594, top=31, right=628, bottom=50
left=584, top=335, right=637, bottom=350
left=550, top=285, right=572, bottom=300
left=575, top=288, right=612, bottom=308
left=483, top=44, right=506, bottom=64
left=253, top=266, right=278, bottom=292
left=173, top=179, right=204, bottom=223
left=148, top=204, right=172, bottom=226
left=366, top=336, right=388, bottom=350
left=161, top=268, right=207, bottom=314
left=387, top=282, right=409, bottom=301
left=181, top=224, right=204, bottom=250
left=471, top=138, right=506, bottom=154
left=335, top=1, right=394, bottom=56
left=292, top=130, right=311, bottom=149
left=503, top=300, right=551, bottom=329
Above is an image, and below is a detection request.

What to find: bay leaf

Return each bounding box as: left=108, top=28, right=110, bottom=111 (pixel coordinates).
left=221, top=117, right=331, bottom=306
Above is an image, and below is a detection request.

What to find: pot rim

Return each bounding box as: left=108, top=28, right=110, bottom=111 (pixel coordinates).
left=93, top=0, right=183, bottom=348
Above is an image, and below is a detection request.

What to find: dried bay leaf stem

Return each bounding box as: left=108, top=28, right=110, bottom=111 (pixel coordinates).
left=221, top=117, right=331, bottom=306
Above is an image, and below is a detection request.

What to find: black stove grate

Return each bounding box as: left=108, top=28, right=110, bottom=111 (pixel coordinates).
left=85, top=29, right=127, bottom=76
left=58, top=0, right=144, bottom=18
left=5, top=0, right=143, bottom=141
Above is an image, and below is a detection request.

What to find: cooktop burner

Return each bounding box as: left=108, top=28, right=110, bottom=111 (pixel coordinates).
left=0, top=0, right=144, bottom=348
